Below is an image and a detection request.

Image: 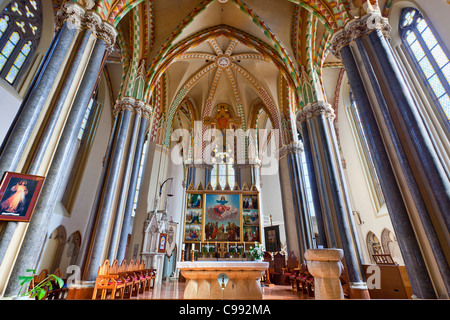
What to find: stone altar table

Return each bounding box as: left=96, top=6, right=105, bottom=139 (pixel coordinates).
left=177, top=261, right=269, bottom=299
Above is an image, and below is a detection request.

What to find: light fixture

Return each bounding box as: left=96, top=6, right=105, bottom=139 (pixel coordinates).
left=160, top=177, right=174, bottom=197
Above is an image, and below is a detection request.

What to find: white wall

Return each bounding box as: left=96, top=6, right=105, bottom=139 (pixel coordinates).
left=260, top=168, right=286, bottom=249
left=0, top=85, right=21, bottom=145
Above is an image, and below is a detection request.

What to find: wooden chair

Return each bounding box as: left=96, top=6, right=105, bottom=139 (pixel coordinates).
left=47, top=268, right=67, bottom=300
left=282, top=251, right=298, bottom=285
left=339, top=261, right=350, bottom=298
left=125, top=259, right=141, bottom=297
left=373, top=254, right=397, bottom=265
left=261, top=252, right=273, bottom=286
left=295, top=260, right=312, bottom=294
left=138, top=260, right=154, bottom=292
left=270, top=252, right=285, bottom=285
left=92, top=260, right=126, bottom=300
left=133, top=260, right=147, bottom=294
left=117, top=259, right=134, bottom=298
left=29, top=269, right=49, bottom=300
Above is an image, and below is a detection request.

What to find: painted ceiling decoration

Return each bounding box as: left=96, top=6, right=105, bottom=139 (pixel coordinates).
left=61, top=0, right=382, bottom=152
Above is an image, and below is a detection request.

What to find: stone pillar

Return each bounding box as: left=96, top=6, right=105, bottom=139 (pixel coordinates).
left=305, top=249, right=344, bottom=300
left=108, top=98, right=152, bottom=262
left=84, top=97, right=152, bottom=280
left=116, top=114, right=149, bottom=262
left=298, top=102, right=368, bottom=299
left=330, top=12, right=443, bottom=299
left=298, top=123, right=327, bottom=248
left=278, top=142, right=314, bottom=260
left=2, top=8, right=115, bottom=295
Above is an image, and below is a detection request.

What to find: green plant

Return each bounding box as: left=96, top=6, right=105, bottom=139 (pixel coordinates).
left=18, top=269, right=64, bottom=300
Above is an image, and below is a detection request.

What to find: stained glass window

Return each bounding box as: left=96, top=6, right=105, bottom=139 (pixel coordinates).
left=345, top=93, right=385, bottom=212
left=400, top=8, right=450, bottom=129
left=211, top=150, right=235, bottom=189
left=0, top=0, right=42, bottom=86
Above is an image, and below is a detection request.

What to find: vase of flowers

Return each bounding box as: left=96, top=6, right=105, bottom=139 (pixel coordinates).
left=250, top=243, right=264, bottom=261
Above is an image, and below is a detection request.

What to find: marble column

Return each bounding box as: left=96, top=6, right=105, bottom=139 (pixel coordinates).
left=0, top=4, right=116, bottom=282
left=108, top=98, right=152, bottom=262
left=331, top=12, right=444, bottom=298
left=298, top=102, right=368, bottom=298
left=298, top=122, right=328, bottom=248
left=278, top=142, right=314, bottom=260
left=3, top=23, right=112, bottom=296
left=83, top=102, right=133, bottom=280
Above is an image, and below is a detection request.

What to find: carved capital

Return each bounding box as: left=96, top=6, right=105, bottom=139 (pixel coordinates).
left=114, top=97, right=153, bottom=119
left=277, top=141, right=304, bottom=159
left=297, top=101, right=335, bottom=123
left=330, top=12, right=391, bottom=58
left=55, top=3, right=118, bottom=50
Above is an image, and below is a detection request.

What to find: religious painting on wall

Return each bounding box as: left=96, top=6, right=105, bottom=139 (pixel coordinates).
left=186, top=193, right=202, bottom=209
left=184, top=193, right=203, bottom=243
left=242, top=194, right=260, bottom=242
left=158, top=233, right=167, bottom=253
left=0, top=172, right=45, bottom=222
left=264, top=226, right=281, bottom=252
left=204, top=193, right=240, bottom=241
left=242, top=195, right=258, bottom=210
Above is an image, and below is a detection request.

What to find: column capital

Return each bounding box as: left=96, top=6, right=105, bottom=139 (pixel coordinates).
left=297, top=101, right=335, bottom=124
left=330, top=12, right=391, bottom=58
left=184, top=161, right=214, bottom=170
left=55, top=2, right=118, bottom=50
left=277, top=141, right=304, bottom=159
left=113, top=97, right=153, bottom=119
left=233, top=161, right=261, bottom=170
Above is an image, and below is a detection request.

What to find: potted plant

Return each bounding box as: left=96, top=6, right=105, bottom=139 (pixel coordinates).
left=17, top=269, right=64, bottom=300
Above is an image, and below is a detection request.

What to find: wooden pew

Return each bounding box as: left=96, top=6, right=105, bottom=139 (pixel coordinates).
left=47, top=268, right=68, bottom=300
left=92, top=259, right=157, bottom=299
left=138, top=260, right=155, bottom=292
left=28, top=269, right=49, bottom=300
left=270, top=252, right=285, bottom=285
left=92, top=260, right=126, bottom=299
left=117, top=259, right=134, bottom=298
left=282, top=251, right=298, bottom=285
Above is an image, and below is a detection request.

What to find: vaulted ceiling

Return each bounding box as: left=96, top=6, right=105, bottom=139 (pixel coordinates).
left=81, top=0, right=391, bottom=147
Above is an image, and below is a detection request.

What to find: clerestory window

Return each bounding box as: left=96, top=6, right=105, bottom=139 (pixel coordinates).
left=0, top=0, right=42, bottom=86
left=399, top=7, right=450, bottom=131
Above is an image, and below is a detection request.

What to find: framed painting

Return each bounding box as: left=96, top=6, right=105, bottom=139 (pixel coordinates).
left=184, top=224, right=202, bottom=242
left=204, top=193, right=240, bottom=242
left=158, top=233, right=167, bottom=253
left=243, top=226, right=260, bottom=242
left=186, top=193, right=202, bottom=209
left=184, top=207, right=203, bottom=242
left=242, top=194, right=258, bottom=210
left=264, top=226, right=281, bottom=252
left=0, top=172, right=45, bottom=222
left=243, top=209, right=259, bottom=225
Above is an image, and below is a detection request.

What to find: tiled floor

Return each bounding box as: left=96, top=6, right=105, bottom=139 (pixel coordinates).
left=132, top=281, right=314, bottom=300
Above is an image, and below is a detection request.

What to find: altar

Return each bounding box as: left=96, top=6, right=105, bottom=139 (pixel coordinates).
left=177, top=261, right=269, bottom=300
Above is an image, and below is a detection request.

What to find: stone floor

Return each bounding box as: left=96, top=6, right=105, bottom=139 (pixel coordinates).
left=131, top=281, right=314, bottom=300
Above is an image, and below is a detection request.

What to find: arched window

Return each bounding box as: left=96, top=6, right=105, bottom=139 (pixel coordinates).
left=0, top=0, right=42, bottom=86
left=210, top=151, right=235, bottom=189
left=399, top=7, right=450, bottom=130
left=346, top=91, right=385, bottom=212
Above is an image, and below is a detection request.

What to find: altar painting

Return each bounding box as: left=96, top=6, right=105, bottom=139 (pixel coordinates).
left=204, top=193, right=240, bottom=241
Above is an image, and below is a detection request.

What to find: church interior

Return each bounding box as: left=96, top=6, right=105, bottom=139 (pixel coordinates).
left=0, top=0, right=448, bottom=302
